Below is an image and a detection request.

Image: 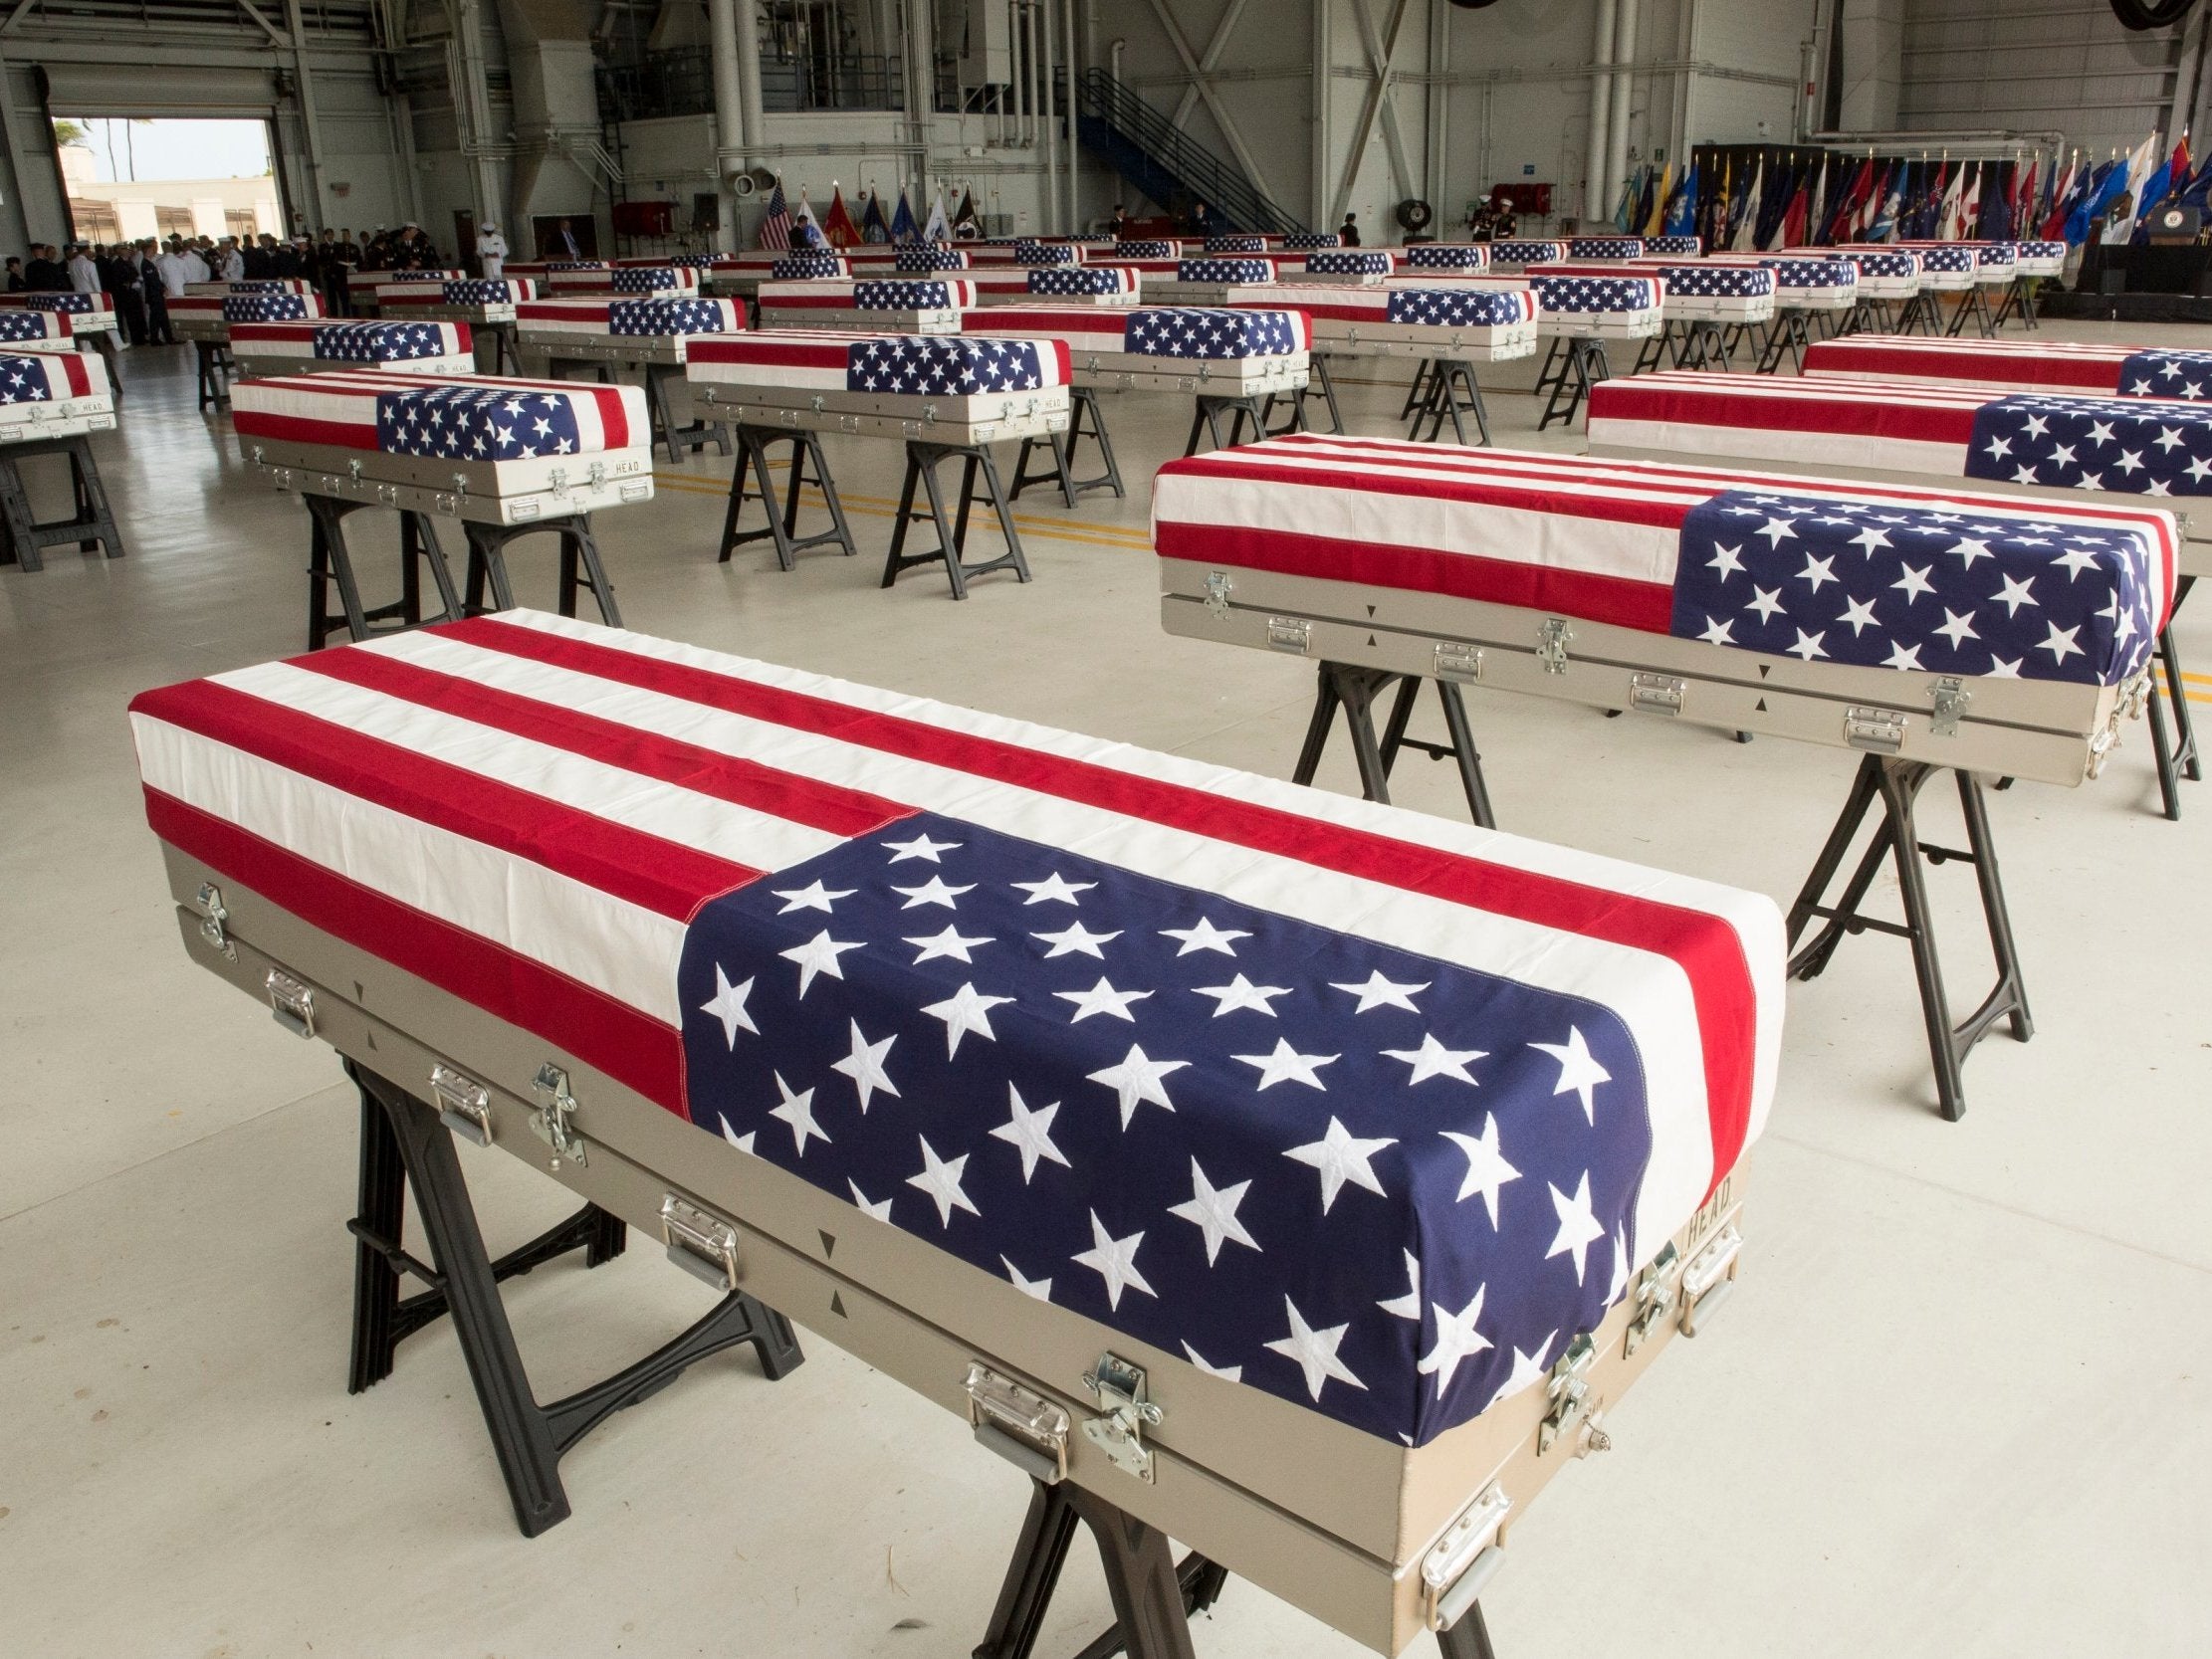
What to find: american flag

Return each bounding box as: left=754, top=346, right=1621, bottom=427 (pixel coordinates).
left=609, top=266, right=702, bottom=295
left=1568, top=236, right=1645, bottom=258
left=1404, top=244, right=1490, bottom=271
left=1385, top=288, right=1533, bottom=327
left=1758, top=257, right=1856, bottom=291
left=689, top=329, right=1071, bottom=398
left=1303, top=250, right=1393, bottom=277
left=1027, top=265, right=1136, bottom=297
left=1126, top=308, right=1302, bottom=358
left=606, top=298, right=731, bottom=337
left=0, top=309, right=71, bottom=343
left=290, top=321, right=469, bottom=363
left=1487, top=241, right=1567, bottom=265
left=1646, top=235, right=1704, bottom=256
left=761, top=180, right=794, bottom=251
left=231, top=370, right=642, bottom=458
left=1176, top=258, right=1273, bottom=284
left=1153, top=434, right=2168, bottom=690
left=1806, top=335, right=2212, bottom=401
left=440, top=279, right=535, bottom=306
left=224, top=292, right=318, bottom=323
left=1014, top=239, right=1082, bottom=266
left=772, top=253, right=850, bottom=281
left=127, top=610, right=1780, bottom=1443
left=1650, top=263, right=1773, bottom=299
left=1282, top=232, right=1343, bottom=249
left=545, top=261, right=608, bottom=273
left=896, top=246, right=969, bottom=273
left=1113, top=239, right=1177, bottom=260
left=0, top=350, right=97, bottom=405
left=1203, top=235, right=1268, bottom=254
left=17, top=292, right=109, bottom=315
left=856, top=280, right=962, bottom=311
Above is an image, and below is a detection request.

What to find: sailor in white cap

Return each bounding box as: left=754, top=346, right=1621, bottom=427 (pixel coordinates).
left=475, top=220, right=508, bottom=279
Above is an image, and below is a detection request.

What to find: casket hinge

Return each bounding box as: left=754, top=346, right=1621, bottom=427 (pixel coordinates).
left=193, top=882, right=235, bottom=961
left=1536, top=1334, right=1604, bottom=1456
left=1435, top=641, right=1483, bottom=682
left=429, top=1064, right=493, bottom=1146
left=1629, top=672, right=1685, bottom=716
left=1844, top=706, right=1907, bottom=754
left=264, top=969, right=317, bottom=1039
left=529, top=1062, right=587, bottom=1168
left=1203, top=569, right=1233, bottom=614
left=1537, top=617, right=1574, bottom=675
left=1266, top=616, right=1312, bottom=655
left=1929, top=676, right=1970, bottom=738
left=659, top=1193, right=743, bottom=1291
left=965, top=1363, right=1071, bottom=1483
left=1080, top=1352, right=1162, bottom=1483
left=1678, top=1219, right=1744, bottom=1337
left=1622, top=1241, right=1680, bottom=1357
left=1421, top=1482, right=1513, bottom=1631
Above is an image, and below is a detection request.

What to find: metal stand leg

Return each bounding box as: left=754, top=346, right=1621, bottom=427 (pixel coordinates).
left=2146, top=575, right=2200, bottom=820
left=974, top=1481, right=1223, bottom=1659
left=0, top=436, right=127, bottom=571
left=1438, top=1605, right=1500, bottom=1659
left=1785, top=755, right=2033, bottom=1121
left=719, top=427, right=857, bottom=567
left=1293, top=663, right=1496, bottom=825
left=1755, top=309, right=1813, bottom=373
left=1538, top=338, right=1608, bottom=431
left=1945, top=285, right=1997, bottom=338
left=1897, top=292, right=1941, bottom=335
left=1011, top=386, right=1124, bottom=503
left=463, top=515, right=620, bottom=625
left=345, top=1063, right=803, bottom=1539
left=1185, top=395, right=1270, bottom=456
left=304, top=497, right=460, bottom=648
left=1400, top=357, right=1435, bottom=420
left=1632, top=321, right=1673, bottom=375
left=1409, top=360, right=1492, bottom=445
left=646, top=361, right=731, bottom=466
left=1532, top=335, right=1568, bottom=400
left=882, top=440, right=1031, bottom=599
left=195, top=339, right=231, bottom=410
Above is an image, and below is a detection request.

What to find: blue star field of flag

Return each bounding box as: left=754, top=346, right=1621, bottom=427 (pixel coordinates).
left=610, top=267, right=688, bottom=294
left=607, top=297, right=732, bottom=336
left=1847, top=251, right=1917, bottom=278
left=0, top=311, right=49, bottom=341
left=846, top=335, right=1046, bottom=395
left=1114, top=240, right=1177, bottom=260
left=547, top=261, right=605, bottom=272
left=308, top=322, right=454, bottom=362
left=224, top=293, right=313, bottom=322
left=1204, top=235, right=1268, bottom=254
left=1759, top=258, right=1856, bottom=289
left=1405, top=245, right=1488, bottom=269
left=1527, top=275, right=1659, bottom=313
left=895, top=246, right=966, bottom=273
left=1028, top=266, right=1129, bottom=296
left=373, top=384, right=585, bottom=461
left=1914, top=245, right=1974, bottom=272
left=1306, top=250, right=1393, bottom=276
left=2117, top=350, right=2212, bottom=399
left=1647, top=235, right=1704, bottom=256
left=441, top=280, right=523, bottom=305
left=1386, top=289, right=1528, bottom=327
left=1655, top=264, right=1774, bottom=298
left=1568, top=237, right=1644, bottom=257
left=855, top=281, right=958, bottom=311
left=27, top=294, right=94, bottom=313
left=1014, top=240, right=1080, bottom=264
left=1964, top=393, right=2212, bottom=498
left=1126, top=308, right=1299, bottom=359
left=0, top=354, right=54, bottom=404
left=1175, top=258, right=1272, bottom=285
left=1283, top=232, right=1343, bottom=249
left=675, top=812, right=1652, bottom=1443
left=1669, top=488, right=2156, bottom=686
left=225, top=281, right=291, bottom=294
left=1490, top=241, right=1564, bottom=264
left=774, top=253, right=847, bottom=280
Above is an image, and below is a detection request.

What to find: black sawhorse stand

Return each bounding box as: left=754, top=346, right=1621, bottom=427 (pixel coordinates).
left=1266, top=353, right=1342, bottom=435
left=1406, top=357, right=1492, bottom=444
left=344, top=1064, right=803, bottom=1538
left=1011, top=386, right=1125, bottom=506
left=460, top=516, right=622, bottom=627
left=1786, top=755, right=2032, bottom=1121
left=304, top=495, right=460, bottom=648
left=2145, top=576, right=2200, bottom=821
left=1990, top=274, right=2040, bottom=330
left=1755, top=308, right=1816, bottom=374
left=1185, top=391, right=1298, bottom=456
left=720, top=424, right=857, bottom=568
left=547, top=356, right=731, bottom=467
left=80, top=330, right=121, bottom=406
left=194, top=339, right=232, bottom=410
left=1672, top=318, right=1735, bottom=371
left=0, top=434, right=125, bottom=573
left=1894, top=292, right=1942, bottom=335
left=1944, top=285, right=1998, bottom=338
left=1838, top=296, right=1896, bottom=337
left=883, top=439, right=1031, bottom=600
left=479, top=318, right=520, bottom=374
left=1535, top=336, right=1611, bottom=430
left=975, top=1478, right=1496, bottom=1659
left=1292, top=663, right=1496, bottom=828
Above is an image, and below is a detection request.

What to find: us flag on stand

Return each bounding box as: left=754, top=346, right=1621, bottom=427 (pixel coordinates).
left=760, top=180, right=793, bottom=252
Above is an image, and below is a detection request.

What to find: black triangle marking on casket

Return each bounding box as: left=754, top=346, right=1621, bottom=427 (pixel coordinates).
left=1367, top=603, right=1377, bottom=617
left=1755, top=698, right=1767, bottom=713
left=829, top=1292, right=847, bottom=1319
left=818, top=1229, right=837, bottom=1259
left=1368, top=634, right=1378, bottom=647
left=1758, top=664, right=1771, bottom=678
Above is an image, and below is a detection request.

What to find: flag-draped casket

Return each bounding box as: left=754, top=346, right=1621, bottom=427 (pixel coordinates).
left=1013, top=238, right=1083, bottom=265
left=896, top=246, right=973, bottom=273
left=131, top=607, right=1780, bottom=1654
left=0, top=348, right=113, bottom=441
left=1804, top=334, right=2212, bottom=399
left=1484, top=240, right=1569, bottom=268
left=1283, top=250, right=1397, bottom=284
left=1894, top=240, right=2016, bottom=287
left=2010, top=240, right=2067, bottom=276
left=1203, top=234, right=1269, bottom=253
left=961, top=266, right=1144, bottom=307
left=685, top=328, right=1072, bottom=444
left=346, top=270, right=465, bottom=311
left=1646, top=235, right=1704, bottom=256
left=1755, top=256, right=1858, bottom=311
left=1155, top=434, right=2170, bottom=786
left=756, top=279, right=975, bottom=334
left=771, top=253, right=851, bottom=281
left=1566, top=236, right=1645, bottom=260
left=230, top=370, right=654, bottom=524
left=183, top=279, right=317, bottom=298
left=1586, top=369, right=2212, bottom=578
left=1113, top=239, right=1180, bottom=260
left=1282, top=231, right=1344, bottom=249
left=1441, top=274, right=1662, bottom=338
left=0, top=291, right=119, bottom=333
left=1400, top=244, right=1491, bottom=273
left=169, top=289, right=326, bottom=343
left=957, top=305, right=1312, bottom=394
left=1551, top=261, right=1773, bottom=322
left=0, top=307, right=77, bottom=352
left=1104, top=284, right=1537, bottom=360
left=228, top=318, right=476, bottom=379
left=514, top=296, right=742, bottom=364
left=1142, top=259, right=1285, bottom=300
left=1790, top=248, right=1921, bottom=298
left=374, top=278, right=538, bottom=325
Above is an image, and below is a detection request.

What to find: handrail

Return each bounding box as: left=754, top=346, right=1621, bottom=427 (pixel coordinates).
left=1075, top=68, right=1301, bottom=235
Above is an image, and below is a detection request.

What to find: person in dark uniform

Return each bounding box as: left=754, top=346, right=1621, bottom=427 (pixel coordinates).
left=5, top=257, right=24, bottom=293
left=136, top=241, right=173, bottom=344
left=99, top=244, right=146, bottom=344
left=24, top=244, right=67, bottom=290
left=1338, top=212, right=1361, bottom=246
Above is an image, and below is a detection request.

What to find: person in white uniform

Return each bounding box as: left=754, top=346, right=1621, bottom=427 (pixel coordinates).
left=475, top=222, right=508, bottom=279
left=67, top=245, right=99, bottom=295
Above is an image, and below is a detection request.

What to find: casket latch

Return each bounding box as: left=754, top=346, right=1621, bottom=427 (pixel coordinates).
left=193, top=881, right=235, bottom=961
left=1421, top=1482, right=1513, bottom=1631
left=1622, top=1241, right=1680, bottom=1357
left=529, top=1062, right=587, bottom=1168
left=1536, top=1333, right=1599, bottom=1455
left=965, top=1363, right=1071, bottom=1483
left=1203, top=570, right=1233, bottom=614
left=1537, top=617, right=1574, bottom=675
left=1080, top=1352, right=1162, bottom=1483
left=1929, top=676, right=1971, bottom=738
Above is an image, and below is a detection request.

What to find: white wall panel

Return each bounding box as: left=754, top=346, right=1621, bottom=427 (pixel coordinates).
left=1897, top=0, right=2180, bottom=154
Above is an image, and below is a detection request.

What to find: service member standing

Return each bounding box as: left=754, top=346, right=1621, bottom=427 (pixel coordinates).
left=475, top=221, right=508, bottom=279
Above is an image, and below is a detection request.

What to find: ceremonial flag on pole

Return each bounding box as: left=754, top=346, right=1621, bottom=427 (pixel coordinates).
left=924, top=189, right=951, bottom=242
left=1642, top=164, right=1671, bottom=236
left=759, top=179, right=793, bottom=251
left=1775, top=175, right=1809, bottom=250
left=890, top=189, right=919, bottom=244
left=860, top=190, right=891, bottom=243
left=822, top=185, right=861, bottom=248
left=1664, top=161, right=1698, bottom=237
left=952, top=189, right=981, bottom=238
left=1870, top=164, right=1902, bottom=242
left=1730, top=158, right=1762, bottom=251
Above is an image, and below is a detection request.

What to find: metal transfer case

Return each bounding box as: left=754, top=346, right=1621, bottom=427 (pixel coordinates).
left=0, top=349, right=113, bottom=442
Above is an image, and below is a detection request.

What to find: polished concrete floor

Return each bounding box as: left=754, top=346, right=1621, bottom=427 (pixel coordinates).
left=3, top=329, right=2209, bottom=1659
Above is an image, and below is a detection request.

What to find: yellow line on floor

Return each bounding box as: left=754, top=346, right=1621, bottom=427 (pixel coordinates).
left=650, top=470, right=1155, bottom=552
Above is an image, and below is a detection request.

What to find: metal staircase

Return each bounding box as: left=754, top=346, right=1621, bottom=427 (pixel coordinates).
left=1074, top=68, right=1303, bottom=236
